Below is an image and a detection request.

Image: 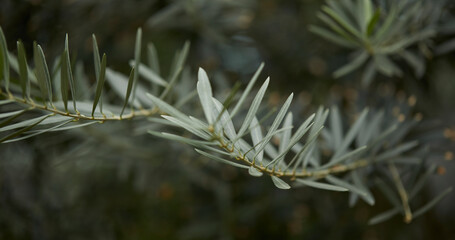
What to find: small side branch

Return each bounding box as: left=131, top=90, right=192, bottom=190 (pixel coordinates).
left=2, top=93, right=159, bottom=121
left=389, top=162, right=413, bottom=223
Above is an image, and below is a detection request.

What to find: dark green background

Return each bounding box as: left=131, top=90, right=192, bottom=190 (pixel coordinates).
left=0, top=0, right=454, bottom=239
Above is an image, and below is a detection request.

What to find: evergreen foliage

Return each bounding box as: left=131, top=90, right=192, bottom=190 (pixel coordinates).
left=0, top=0, right=454, bottom=238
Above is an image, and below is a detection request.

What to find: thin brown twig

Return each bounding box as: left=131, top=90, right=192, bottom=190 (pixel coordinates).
left=2, top=93, right=159, bottom=121
left=388, top=162, right=413, bottom=223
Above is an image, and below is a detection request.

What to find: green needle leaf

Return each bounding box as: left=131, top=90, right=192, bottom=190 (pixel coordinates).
left=33, top=43, right=53, bottom=103
left=131, top=28, right=142, bottom=106
left=295, top=179, right=348, bottom=192
left=146, top=93, right=189, bottom=122
left=91, top=53, right=106, bottom=116
left=235, top=78, right=270, bottom=141
left=64, top=34, right=77, bottom=112
left=147, top=42, right=160, bottom=75
left=368, top=208, right=400, bottom=225
left=271, top=176, right=291, bottom=190
left=367, top=9, right=381, bottom=36
left=332, top=109, right=368, bottom=159
left=230, top=63, right=264, bottom=119
left=0, top=110, right=27, bottom=128
left=92, top=34, right=101, bottom=81
left=3, top=119, right=72, bottom=143
left=120, top=67, right=135, bottom=117
left=248, top=166, right=263, bottom=177
left=326, top=175, right=374, bottom=204
left=197, top=68, right=215, bottom=124
left=309, top=25, right=357, bottom=48
left=17, top=40, right=29, bottom=98
left=0, top=27, right=9, bottom=93
left=333, top=51, right=369, bottom=78
left=0, top=115, right=51, bottom=143
left=322, top=6, right=362, bottom=38
left=129, top=61, right=167, bottom=87
left=412, top=187, right=453, bottom=219
left=195, top=148, right=249, bottom=169
left=61, top=49, right=70, bottom=112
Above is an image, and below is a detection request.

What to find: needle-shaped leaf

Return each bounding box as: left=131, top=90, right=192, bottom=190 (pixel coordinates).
left=367, top=9, right=381, bottom=36
left=268, top=113, right=315, bottom=167
left=361, top=60, right=376, bottom=87
left=357, top=0, right=373, bottom=33
left=17, top=40, right=29, bottom=98
left=106, top=68, right=150, bottom=108
left=322, top=6, right=362, bottom=38
left=195, top=148, right=249, bottom=169
left=259, top=93, right=294, bottom=166
left=91, top=53, right=106, bottom=116
left=250, top=117, right=264, bottom=163
left=334, top=51, right=369, bottom=78
left=177, top=41, right=190, bottom=71
left=159, top=64, right=183, bottom=100
left=131, top=28, right=142, bottom=105
left=92, top=34, right=101, bottom=81
left=0, top=27, right=9, bottom=92
left=278, top=112, right=293, bottom=154
left=197, top=68, right=215, bottom=124
left=300, top=108, right=328, bottom=168
left=92, top=34, right=105, bottom=114
left=326, top=175, right=373, bottom=204
left=40, top=121, right=98, bottom=132
left=146, top=93, right=189, bottom=122
left=352, top=170, right=375, bottom=205
left=332, top=109, right=368, bottom=159
left=60, top=49, right=70, bottom=112
left=412, top=187, right=453, bottom=219
left=327, top=0, right=356, bottom=27
left=120, top=67, right=135, bottom=117
left=378, top=29, right=436, bottom=54
left=129, top=61, right=167, bottom=87
left=64, top=34, right=77, bottom=112
left=212, top=98, right=236, bottom=139
left=230, top=63, right=264, bottom=119
left=147, top=42, right=160, bottom=75
left=373, top=54, right=402, bottom=77
left=323, top=145, right=367, bottom=168
left=295, top=179, right=348, bottom=192
left=271, top=176, right=291, bottom=190
left=329, top=106, right=343, bottom=149
left=235, top=78, right=269, bottom=141
left=162, top=115, right=210, bottom=140
left=375, top=178, right=401, bottom=209
left=309, top=25, right=357, bottom=48
left=376, top=141, right=418, bottom=162
left=409, top=164, right=437, bottom=199
left=317, top=12, right=358, bottom=45
left=399, top=50, right=425, bottom=78
left=0, top=110, right=26, bottom=119
left=3, top=119, right=72, bottom=143
left=373, top=5, right=397, bottom=42
left=149, top=131, right=216, bottom=148
left=0, top=115, right=71, bottom=132
left=248, top=166, right=263, bottom=177
left=169, top=41, right=190, bottom=82
left=0, top=100, right=13, bottom=105
left=33, top=43, right=53, bottom=102
left=0, top=115, right=51, bottom=143
left=368, top=208, right=400, bottom=225
left=0, top=110, right=27, bottom=128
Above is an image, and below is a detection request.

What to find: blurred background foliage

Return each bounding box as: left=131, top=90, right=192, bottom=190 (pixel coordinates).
left=0, top=0, right=454, bottom=239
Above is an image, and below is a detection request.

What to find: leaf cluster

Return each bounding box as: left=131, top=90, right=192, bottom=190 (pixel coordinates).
left=0, top=17, right=451, bottom=225
left=310, top=0, right=446, bottom=85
